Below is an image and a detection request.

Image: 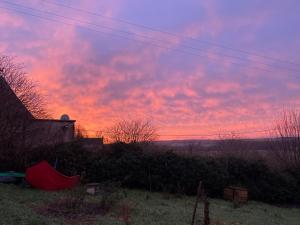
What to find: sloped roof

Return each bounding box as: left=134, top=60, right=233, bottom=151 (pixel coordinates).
left=0, top=75, right=34, bottom=120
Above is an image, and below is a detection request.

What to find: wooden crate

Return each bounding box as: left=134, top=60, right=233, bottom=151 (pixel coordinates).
left=224, top=186, right=248, bottom=203
left=234, top=187, right=248, bottom=203
left=224, top=187, right=234, bottom=201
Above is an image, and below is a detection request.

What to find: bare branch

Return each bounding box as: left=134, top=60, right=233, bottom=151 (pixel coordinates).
left=0, top=55, right=48, bottom=119
left=105, top=119, right=158, bottom=144
left=271, top=109, right=300, bottom=168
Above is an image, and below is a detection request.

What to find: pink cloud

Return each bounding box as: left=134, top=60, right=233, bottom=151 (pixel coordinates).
left=1, top=0, right=299, bottom=140
left=205, top=82, right=241, bottom=94
left=0, top=11, right=23, bottom=27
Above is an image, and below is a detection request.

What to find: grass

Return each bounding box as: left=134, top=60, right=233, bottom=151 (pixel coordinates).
left=0, top=184, right=299, bottom=225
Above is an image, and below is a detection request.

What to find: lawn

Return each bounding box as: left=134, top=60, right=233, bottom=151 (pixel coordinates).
left=0, top=184, right=299, bottom=225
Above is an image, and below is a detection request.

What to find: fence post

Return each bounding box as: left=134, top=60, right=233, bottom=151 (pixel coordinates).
left=203, top=197, right=210, bottom=225
left=191, top=181, right=202, bottom=225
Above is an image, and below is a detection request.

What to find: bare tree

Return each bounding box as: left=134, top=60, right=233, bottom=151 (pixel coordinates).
left=271, top=109, right=300, bottom=168
left=75, top=124, right=89, bottom=139
left=0, top=55, right=47, bottom=118
left=106, top=119, right=158, bottom=144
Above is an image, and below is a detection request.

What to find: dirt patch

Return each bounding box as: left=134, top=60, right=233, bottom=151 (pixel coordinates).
left=32, top=184, right=125, bottom=224
left=34, top=198, right=110, bottom=224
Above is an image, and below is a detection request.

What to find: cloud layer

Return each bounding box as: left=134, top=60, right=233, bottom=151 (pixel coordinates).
left=1, top=0, right=300, bottom=139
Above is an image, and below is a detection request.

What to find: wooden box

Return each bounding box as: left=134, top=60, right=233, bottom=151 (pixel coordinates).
left=224, top=187, right=234, bottom=201
left=224, top=186, right=248, bottom=203
left=234, top=187, right=248, bottom=203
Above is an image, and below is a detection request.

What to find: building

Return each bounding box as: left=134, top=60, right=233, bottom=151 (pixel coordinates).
left=0, top=75, right=75, bottom=147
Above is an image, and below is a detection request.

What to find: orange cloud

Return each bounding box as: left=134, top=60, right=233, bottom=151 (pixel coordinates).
left=1, top=0, right=299, bottom=140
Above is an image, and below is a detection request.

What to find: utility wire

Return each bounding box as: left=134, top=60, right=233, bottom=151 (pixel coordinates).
left=1, top=5, right=299, bottom=77
left=0, top=3, right=296, bottom=139
left=0, top=2, right=295, bottom=139
left=40, top=0, right=300, bottom=68
left=3, top=0, right=300, bottom=74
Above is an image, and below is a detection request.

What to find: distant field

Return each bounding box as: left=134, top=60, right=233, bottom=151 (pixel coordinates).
left=0, top=184, right=299, bottom=225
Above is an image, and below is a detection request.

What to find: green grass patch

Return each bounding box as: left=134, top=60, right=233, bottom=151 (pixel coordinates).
left=0, top=184, right=299, bottom=225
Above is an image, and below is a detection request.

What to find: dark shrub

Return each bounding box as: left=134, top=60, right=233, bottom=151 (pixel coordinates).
left=0, top=141, right=92, bottom=176
left=26, top=141, right=92, bottom=176
left=87, top=143, right=300, bottom=204
left=2, top=141, right=299, bottom=204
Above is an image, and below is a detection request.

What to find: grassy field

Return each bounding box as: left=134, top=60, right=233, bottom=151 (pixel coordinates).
left=0, top=184, right=299, bottom=225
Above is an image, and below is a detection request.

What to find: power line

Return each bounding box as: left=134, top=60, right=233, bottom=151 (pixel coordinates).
left=0, top=2, right=296, bottom=139
left=40, top=0, right=300, bottom=68
left=4, top=0, right=300, bottom=74
left=0, top=3, right=298, bottom=136
left=1, top=5, right=299, bottom=77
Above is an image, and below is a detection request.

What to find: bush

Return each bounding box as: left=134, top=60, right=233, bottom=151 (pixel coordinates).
left=87, top=143, right=300, bottom=204
left=2, top=141, right=299, bottom=204
left=0, top=141, right=92, bottom=176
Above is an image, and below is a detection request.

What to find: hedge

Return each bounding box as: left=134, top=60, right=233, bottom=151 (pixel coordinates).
left=87, top=143, right=300, bottom=204
left=0, top=142, right=91, bottom=176
left=1, top=142, right=299, bottom=204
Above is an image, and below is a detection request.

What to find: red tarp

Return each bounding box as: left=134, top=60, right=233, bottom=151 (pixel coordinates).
left=26, top=161, right=80, bottom=191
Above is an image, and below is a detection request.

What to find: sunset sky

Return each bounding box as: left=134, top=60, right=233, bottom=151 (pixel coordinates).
left=1, top=0, right=300, bottom=140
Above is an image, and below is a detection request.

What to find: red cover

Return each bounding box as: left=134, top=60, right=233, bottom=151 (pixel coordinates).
left=26, top=161, right=80, bottom=191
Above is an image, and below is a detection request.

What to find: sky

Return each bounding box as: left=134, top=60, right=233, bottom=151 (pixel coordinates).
left=1, top=0, right=300, bottom=140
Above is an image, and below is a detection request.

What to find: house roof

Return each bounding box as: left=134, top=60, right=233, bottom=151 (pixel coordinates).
left=0, top=75, right=34, bottom=120
left=0, top=75, right=76, bottom=124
